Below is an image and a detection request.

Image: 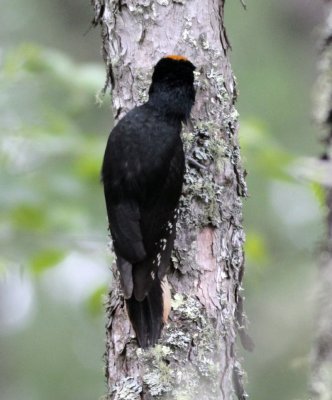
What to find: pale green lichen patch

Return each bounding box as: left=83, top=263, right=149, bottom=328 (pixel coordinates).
left=111, top=377, right=142, bottom=400
left=156, top=0, right=170, bottom=5
left=149, top=293, right=224, bottom=399
left=143, top=370, right=172, bottom=396
left=181, top=129, right=195, bottom=153
left=171, top=293, right=185, bottom=309
left=133, top=69, right=151, bottom=104
left=127, top=0, right=151, bottom=14
left=171, top=233, right=198, bottom=275
left=175, top=294, right=199, bottom=319
left=176, top=57, right=246, bottom=228
left=196, top=354, right=218, bottom=377
left=138, top=345, right=174, bottom=397
left=182, top=19, right=198, bottom=48
left=124, top=0, right=159, bottom=22
left=165, top=327, right=191, bottom=349
left=199, top=33, right=210, bottom=50
left=179, top=116, right=238, bottom=228
left=206, top=68, right=228, bottom=104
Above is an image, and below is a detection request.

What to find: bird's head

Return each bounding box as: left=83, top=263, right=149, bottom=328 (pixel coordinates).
left=151, top=55, right=195, bottom=87
left=148, top=55, right=196, bottom=121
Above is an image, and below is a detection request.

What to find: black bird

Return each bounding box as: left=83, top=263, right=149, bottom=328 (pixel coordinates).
left=101, top=55, right=196, bottom=348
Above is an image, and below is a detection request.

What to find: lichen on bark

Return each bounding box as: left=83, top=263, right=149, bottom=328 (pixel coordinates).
left=91, top=0, right=250, bottom=398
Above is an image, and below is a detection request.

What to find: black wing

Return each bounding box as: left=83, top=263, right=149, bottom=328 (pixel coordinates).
left=102, top=105, right=184, bottom=300
left=132, top=140, right=184, bottom=300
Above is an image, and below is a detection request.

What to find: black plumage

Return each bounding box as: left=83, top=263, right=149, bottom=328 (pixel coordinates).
left=101, top=56, right=196, bottom=348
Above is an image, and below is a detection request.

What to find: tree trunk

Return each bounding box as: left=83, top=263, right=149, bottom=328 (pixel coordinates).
left=91, top=1, right=250, bottom=398
left=310, top=2, right=332, bottom=399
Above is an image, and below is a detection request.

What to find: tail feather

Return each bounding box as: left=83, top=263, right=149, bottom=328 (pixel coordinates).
left=126, top=277, right=163, bottom=348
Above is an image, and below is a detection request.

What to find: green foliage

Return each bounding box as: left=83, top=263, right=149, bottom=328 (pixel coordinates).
left=240, top=119, right=294, bottom=181
left=30, top=248, right=66, bottom=274
left=86, top=284, right=108, bottom=315
left=245, top=231, right=269, bottom=267
left=10, top=204, right=47, bottom=230
left=0, top=44, right=109, bottom=274
left=310, top=182, right=327, bottom=208
left=3, top=43, right=105, bottom=92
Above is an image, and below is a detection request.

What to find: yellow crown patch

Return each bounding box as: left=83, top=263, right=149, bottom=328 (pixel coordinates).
left=165, top=55, right=188, bottom=61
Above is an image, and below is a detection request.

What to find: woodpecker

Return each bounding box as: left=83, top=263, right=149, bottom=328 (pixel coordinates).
left=101, top=55, right=196, bottom=348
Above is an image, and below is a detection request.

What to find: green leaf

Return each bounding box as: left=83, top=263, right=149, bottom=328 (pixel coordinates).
left=239, top=118, right=269, bottom=149
left=11, top=205, right=46, bottom=230
left=74, top=153, right=101, bottom=182
left=240, top=119, right=294, bottom=181
left=245, top=231, right=269, bottom=265
left=3, top=44, right=105, bottom=92
left=0, top=258, right=8, bottom=278
left=3, top=44, right=49, bottom=77
left=310, top=182, right=326, bottom=208
left=86, top=285, right=107, bottom=315
left=258, top=148, right=293, bottom=181
left=30, top=249, right=66, bottom=275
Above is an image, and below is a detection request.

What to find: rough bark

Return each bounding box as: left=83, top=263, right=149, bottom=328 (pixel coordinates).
left=91, top=1, right=250, bottom=399
left=310, top=2, right=332, bottom=399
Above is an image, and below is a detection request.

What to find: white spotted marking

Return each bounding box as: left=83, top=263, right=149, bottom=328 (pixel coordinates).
left=151, top=271, right=155, bottom=280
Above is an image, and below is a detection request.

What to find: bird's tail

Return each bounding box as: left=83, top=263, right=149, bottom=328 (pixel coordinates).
left=125, top=277, right=164, bottom=348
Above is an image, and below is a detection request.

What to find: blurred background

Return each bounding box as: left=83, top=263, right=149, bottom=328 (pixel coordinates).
left=0, top=1, right=326, bottom=399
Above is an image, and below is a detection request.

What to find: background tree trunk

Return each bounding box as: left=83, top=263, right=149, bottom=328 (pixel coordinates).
left=310, top=2, right=332, bottom=399
left=91, top=1, right=250, bottom=398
